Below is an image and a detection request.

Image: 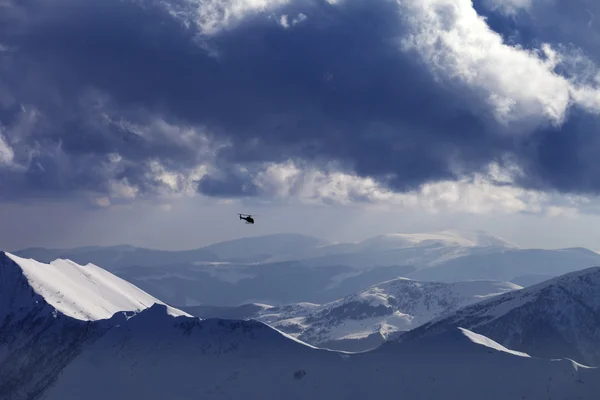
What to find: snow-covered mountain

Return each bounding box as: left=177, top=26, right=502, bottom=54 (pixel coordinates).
left=0, top=252, right=187, bottom=321
left=12, top=245, right=219, bottom=270
left=13, top=233, right=329, bottom=268
left=3, top=251, right=600, bottom=400
left=200, top=233, right=330, bottom=262
left=0, top=251, right=187, bottom=400
left=12, top=230, right=515, bottom=269
left=202, top=278, right=521, bottom=352
left=408, top=247, right=600, bottom=282
left=12, top=230, right=600, bottom=309
left=397, top=267, right=600, bottom=367
left=262, top=229, right=517, bottom=266
left=323, top=229, right=517, bottom=254
left=38, top=304, right=600, bottom=400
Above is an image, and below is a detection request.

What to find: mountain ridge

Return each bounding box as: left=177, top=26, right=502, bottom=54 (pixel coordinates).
left=396, top=266, right=600, bottom=366
left=251, top=277, right=522, bottom=351
left=2, top=251, right=600, bottom=400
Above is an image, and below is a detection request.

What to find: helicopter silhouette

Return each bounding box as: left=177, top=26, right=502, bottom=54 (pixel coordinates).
left=238, top=213, right=255, bottom=224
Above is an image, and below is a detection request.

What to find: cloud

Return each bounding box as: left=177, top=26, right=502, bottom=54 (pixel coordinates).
left=398, top=0, right=600, bottom=126
left=170, top=0, right=291, bottom=35
left=480, top=0, right=539, bottom=15
left=0, top=132, right=14, bottom=165
left=1, top=0, right=600, bottom=212
left=211, top=160, right=580, bottom=216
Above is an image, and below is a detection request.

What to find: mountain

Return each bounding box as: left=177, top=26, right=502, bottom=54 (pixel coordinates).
left=0, top=251, right=187, bottom=400
left=271, top=278, right=522, bottom=352
left=354, top=230, right=518, bottom=251
left=105, top=261, right=419, bottom=307
left=180, top=303, right=274, bottom=320
left=264, top=229, right=517, bottom=265
left=185, top=278, right=521, bottom=352
left=2, top=251, right=599, bottom=400
left=397, top=267, right=600, bottom=367
left=408, top=247, right=600, bottom=282
left=14, top=231, right=600, bottom=308
left=39, top=306, right=600, bottom=400
left=510, top=273, right=557, bottom=287
left=13, top=245, right=219, bottom=270
left=14, top=233, right=330, bottom=268
left=201, top=233, right=331, bottom=262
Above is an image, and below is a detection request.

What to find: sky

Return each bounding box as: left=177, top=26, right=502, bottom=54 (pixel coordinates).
left=2, top=0, right=600, bottom=251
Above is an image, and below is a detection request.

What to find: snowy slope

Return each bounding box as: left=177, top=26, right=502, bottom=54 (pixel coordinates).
left=0, top=251, right=187, bottom=400
left=3, top=251, right=599, bottom=400
left=398, top=267, right=600, bottom=366
left=39, top=303, right=600, bottom=400
left=255, top=278, right=521, bottom=351
left=2, top=252, right=188, bottom=320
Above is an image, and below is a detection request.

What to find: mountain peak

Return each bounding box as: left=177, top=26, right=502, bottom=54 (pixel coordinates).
left=357, top=229, right=518, bottom=251
left=0, top=251, right=188, bottom=321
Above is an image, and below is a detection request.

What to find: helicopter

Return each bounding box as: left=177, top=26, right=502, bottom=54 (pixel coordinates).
left=238, top=213, right=255, bottom=224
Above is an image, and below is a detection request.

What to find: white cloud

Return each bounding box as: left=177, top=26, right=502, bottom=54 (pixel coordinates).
left=480, top=0, right=537, bottom=15
left=94, top=197, right=111, bottom=207
left=168, top=0, right=290, bottom=35
left=0, top=132, right=14, bottom=166
left=145, top=160, right=210, bottom=196
left=292, top=12, right=307, bottom=25
left=278, top=12, right=307, bottom=29
left=109, top=178, right=139, bottom=199
left=396, top=0, right=600, bottom=127
left=246, top=160, right=583, bottom=216
left=279, top=14, right=290, bottom=28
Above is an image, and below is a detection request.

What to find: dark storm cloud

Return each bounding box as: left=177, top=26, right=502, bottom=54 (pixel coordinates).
left=1, top=0, right=600, bottom=201
left=197, top=167, right=261, bottom=197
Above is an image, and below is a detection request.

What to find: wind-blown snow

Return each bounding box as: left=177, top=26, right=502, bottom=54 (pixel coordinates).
left=3, top=252, right=189, bottom=320
left=459, top=328, right=530, bottom=358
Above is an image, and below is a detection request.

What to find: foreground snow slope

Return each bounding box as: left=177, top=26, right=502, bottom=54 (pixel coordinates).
left=40, top=303, right=600, bottom=400
left=256, top=278, right=521, bottom=351
left=398, top=267, right=600, bottom=366
left=0, top=251, right=187, bottom=400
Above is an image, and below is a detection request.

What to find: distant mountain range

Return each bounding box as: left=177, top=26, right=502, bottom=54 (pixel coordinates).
left=2, top=250, right=600, bottom=400
left=14, top=230, right=600, bottom=307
